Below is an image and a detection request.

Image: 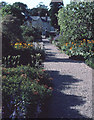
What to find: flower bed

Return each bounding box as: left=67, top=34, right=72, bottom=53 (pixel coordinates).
left=57, top=39, right=94, bottom=68
left=2, top=42, right=45, bottom=68
left=2, top=65, right=53, bottom=118
left=57, top=2, right=94, bottom=69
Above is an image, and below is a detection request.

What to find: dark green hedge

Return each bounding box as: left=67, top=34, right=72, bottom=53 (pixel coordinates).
left=58, top=2, right=94, bottom=44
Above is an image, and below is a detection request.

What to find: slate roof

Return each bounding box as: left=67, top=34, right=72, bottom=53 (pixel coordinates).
left=51, top=0, right=63, bottom=2
left=31, top=16, right=51, bottom=22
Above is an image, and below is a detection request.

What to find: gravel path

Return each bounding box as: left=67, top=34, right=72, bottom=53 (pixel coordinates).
left=39, top=38, right=92, bottom=118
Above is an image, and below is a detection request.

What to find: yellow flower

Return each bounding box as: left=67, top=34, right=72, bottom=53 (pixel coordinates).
left=15, top=46, right=17, bottom=48
left=70, top=47, right=72, bottom=50
left=19, top=43, right=22, bottom=45
left=28, top=43, right=31, bottom=46
left=15, top=43, right=19, bottom=45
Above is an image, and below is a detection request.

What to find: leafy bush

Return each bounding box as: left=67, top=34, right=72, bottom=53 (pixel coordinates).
left=2, top=65, right=53, bottom=118
left=58, top=2, right=94, bottom=44
left=21, top=25, right=42, bottom=43
left=2, top=14, right=23, bottom=56
left=2, top=44, right=45, bottom=68
left=57, top=2, right=94, bottom=68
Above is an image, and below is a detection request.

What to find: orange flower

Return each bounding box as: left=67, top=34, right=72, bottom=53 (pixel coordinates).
left=70, top=47, right=72, bottom=50
left=83, top=39, right=86, bottom=42
left=72, top=42, right=74, bottom=44
left=91, top=40, right=94, bottom=43
left=66, top=43, right=68, bottom=46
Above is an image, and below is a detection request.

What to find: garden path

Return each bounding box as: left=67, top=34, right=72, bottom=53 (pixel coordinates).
left=39, top=38, right=92, bottom=118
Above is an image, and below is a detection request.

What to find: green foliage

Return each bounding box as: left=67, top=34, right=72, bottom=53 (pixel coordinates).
left=1, top=2, right=28, bottom=24
left=49, top=2, right=64, bottom=29
left=2, top=46, right=45, bottom=68
left=21, top=25, right=42, bottom=42
left=2, top=65, right=53, bottom=118
left=85, top=57, right=94, bottom=69
left=30, top=2, right=49, bottom=17
left=0, top=1, right=7, bottom=7
left=57, top=2, right=94, bottom=69
left=58, top=2, right=94, bottom=43
left=2, top=14, right=23, bottom=56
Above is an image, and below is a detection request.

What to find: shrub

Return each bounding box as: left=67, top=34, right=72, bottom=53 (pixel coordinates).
left=2, top=65, right=53, bottom=118
left=57, top=2, right=94, bottom=68
left=21, top=25, right=42, bottom=43
left=58, top=2, right=94, bottom=44
left=2, top=46, right=45, bottom=68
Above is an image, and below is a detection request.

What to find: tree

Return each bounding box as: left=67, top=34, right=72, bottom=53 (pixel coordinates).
left=0, top=1, right=7, bottom=7
left=49, top=1, right=64, bottom=29
left=30, top=2, right=49, bottom=17
left=1, top=2, right=28, bottom=24
left=58, top=2, right=94, bottom=44
left=2, top=14, right=23, bottom=56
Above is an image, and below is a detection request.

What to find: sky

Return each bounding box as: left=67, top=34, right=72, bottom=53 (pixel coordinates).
left=0, top=0, right=71, bottom=9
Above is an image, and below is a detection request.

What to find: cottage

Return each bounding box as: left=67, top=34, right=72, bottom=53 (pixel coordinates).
left=25, top=15, right=55, bottom=35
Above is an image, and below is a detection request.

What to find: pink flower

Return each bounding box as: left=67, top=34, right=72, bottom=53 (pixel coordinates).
left=49, top=77, right=53, bottom=80
left=49, top=87, right=53, bottom=90
left=44, top=85, right=48, bottom=88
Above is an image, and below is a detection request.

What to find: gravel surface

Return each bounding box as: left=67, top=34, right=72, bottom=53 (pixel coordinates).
left=39, top=38, right=92, bottom=118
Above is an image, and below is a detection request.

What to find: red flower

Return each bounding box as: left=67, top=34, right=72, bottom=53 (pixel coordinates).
left=33, top=91, right=38, bottom=95
left=42, top=69, right=46, bottom=72
left=44, top=85, right=48, bottom=88
left=36, top=79, right=40, bottom=83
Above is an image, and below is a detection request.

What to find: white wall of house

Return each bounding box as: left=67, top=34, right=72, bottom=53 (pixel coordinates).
left=31, top=16, right=55, bottom=32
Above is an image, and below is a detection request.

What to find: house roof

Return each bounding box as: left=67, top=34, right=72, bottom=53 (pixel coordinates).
left=31, top=16, right=51, bottom=22
left=51, top=0, right=63, bottom=2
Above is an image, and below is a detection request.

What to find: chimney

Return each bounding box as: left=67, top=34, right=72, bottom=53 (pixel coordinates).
left=38, top=11, right=41, bottom=17
left=45, top=13, right=47, bottom=22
